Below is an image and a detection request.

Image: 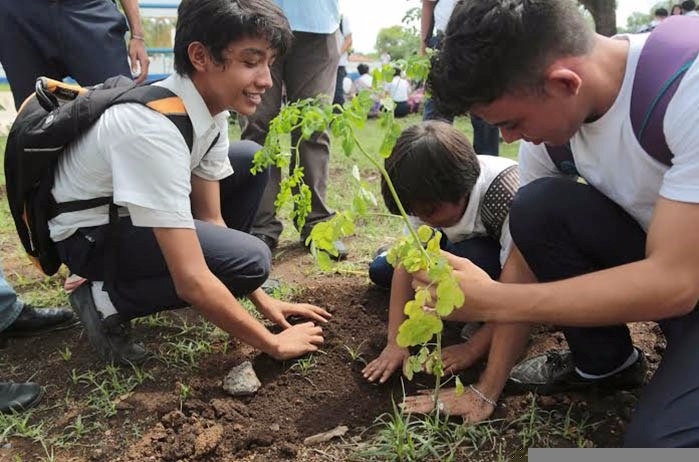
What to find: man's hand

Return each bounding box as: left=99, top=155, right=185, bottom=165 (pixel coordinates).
left=402, top=387, right=496, bottom=423
left=270, top=322, right=324, bottom=360
left=128, top=38, right=149, bottom=84
left=411, top=251, right=493, bottom=314
left=362, top=343, right=410, bottom=383
left=258, top=297, right=331, bottom=329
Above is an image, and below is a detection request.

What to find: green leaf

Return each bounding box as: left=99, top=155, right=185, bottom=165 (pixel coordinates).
left=396, top=312, right=442, bottom=347
left=455, top=376, right=464, bottom=396
left=417, top=225, right=433, bottom=243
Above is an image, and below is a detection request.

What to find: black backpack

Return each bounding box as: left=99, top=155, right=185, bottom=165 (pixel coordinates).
left=5, top=75, right=194, bottom=276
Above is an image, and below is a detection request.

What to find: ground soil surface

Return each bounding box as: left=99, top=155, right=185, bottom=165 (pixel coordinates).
left=0, top=241, right=665, bottom=461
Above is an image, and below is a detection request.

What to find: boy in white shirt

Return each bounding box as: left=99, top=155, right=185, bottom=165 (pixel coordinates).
left=364, top=121, right=529, bottom=422
left=53, top=0, right=330, bottom=365
left=423, top=0, right=699, bottom=445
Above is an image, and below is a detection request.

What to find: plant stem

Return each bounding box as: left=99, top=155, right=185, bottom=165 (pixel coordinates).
left=351, top=131, right=430, bottom=263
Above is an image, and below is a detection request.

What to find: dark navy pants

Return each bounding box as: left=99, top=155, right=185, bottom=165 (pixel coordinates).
left=422, top=100, right=499, bottom=156
left=56, top=141, right=272, bottom=320
left=369, top=234, right=501, bottom=289
left=511, top=177, right=699, bottom=447
left=0, top=0, right=132, bottom=109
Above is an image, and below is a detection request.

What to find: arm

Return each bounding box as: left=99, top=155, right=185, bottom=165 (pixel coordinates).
left=153, top=227, right=324, bottom=360
left=190, top=174, right=226, bottom=226
left=428, top=198, right=699, bottom=326
left=118, top=0, right=149, bottom=83
left=420, top=0, right=437, bottom=55
left=362, top=265, right=412, bottom=383
left=471, top=247, right=533, bottom=403
left=340, top=33, right=352, bottom=55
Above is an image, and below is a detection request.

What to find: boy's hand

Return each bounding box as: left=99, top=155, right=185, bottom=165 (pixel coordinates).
left=362, top=343, right=409, bottom=383
left=270, top=322, right=324, bottom=360
left=259, top=299, right=331, bottom=329
left=401, top=387, right=496, bottom=423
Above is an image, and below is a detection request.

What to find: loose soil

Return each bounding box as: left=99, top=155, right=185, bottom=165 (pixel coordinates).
left=0, top=241, right=665, bottom=461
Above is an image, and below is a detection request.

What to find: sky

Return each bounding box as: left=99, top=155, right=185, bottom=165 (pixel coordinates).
left=340, top=0, right=663, bottom=54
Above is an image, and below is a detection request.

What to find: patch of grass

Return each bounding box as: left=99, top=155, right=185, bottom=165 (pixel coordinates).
left=343, top=340, right=367, bottom=365
left=352, top=399, right=504, bottom=462
left=289, top=354, right=317, bottom=376
left=70, top=364, right=153, bottom=418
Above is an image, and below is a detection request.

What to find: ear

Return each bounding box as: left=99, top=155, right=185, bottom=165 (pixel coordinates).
left=544, top=67, right=582, bottom=98
left=187, top=42, right=210, bottom=73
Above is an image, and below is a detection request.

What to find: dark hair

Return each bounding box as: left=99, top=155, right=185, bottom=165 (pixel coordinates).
left=655, top=7, right=668, bottom=17
left=393, top=67, right=402, bottom=77
left=382, top=121, right=480, bottom=216
left=357, top=63, right=369, bottom=75
left=681, top=1, right=696, bottom=12
left=174, top=0, right=292, bottom=76
left=428, top=0, right=594, bottom=116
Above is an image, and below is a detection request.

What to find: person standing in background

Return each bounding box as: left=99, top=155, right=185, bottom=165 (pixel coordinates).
left=420, top=0, right=500, bottom=156
left=240, top=1, right=347, bottom=258
left=0, top=0, right=150, bottom=110
left=333, top=14, right=353, bottom=106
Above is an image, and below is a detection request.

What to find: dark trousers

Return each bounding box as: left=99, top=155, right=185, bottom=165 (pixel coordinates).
left=333, top=66, right=347, bottom=106
left=369, top=234, right=501, bottom=289
left=56, top=141, right=272, bottom=321
left=0, top=0, right=132, bottom=109
left=422, top=100, right=499, bottom=156
left=510, top=177, right=699, bottom=447
left=240, top=32, right=339, bottom=241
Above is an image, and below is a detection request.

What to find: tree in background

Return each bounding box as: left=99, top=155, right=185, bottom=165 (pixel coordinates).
left=375, top=25, right=420, bottom=61
left=579, top=0, right=617, bottom=36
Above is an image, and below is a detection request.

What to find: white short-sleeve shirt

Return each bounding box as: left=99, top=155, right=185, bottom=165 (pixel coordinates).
left=49, top=73, right=232, bottom=241
left=518, top=32, right=699, bottom=231
left=412, top=155, right=518, bottom=268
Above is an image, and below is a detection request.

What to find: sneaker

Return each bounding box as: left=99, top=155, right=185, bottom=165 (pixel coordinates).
left=69, top=283, right=149, bottom=365
left=507, top=348, right=647, bottom=395
left=460, top=322, right=484, bottom=342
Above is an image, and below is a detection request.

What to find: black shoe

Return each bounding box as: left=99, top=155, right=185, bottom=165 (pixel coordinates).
left=69, top=283, right=149, bottom=365
left=2, top=304, right=77, bottom=336
left=0, top=382, right=42, bottom=413
left=507, top=348, right=647, bottom=395
left=253, top=233, right=278, bottom=251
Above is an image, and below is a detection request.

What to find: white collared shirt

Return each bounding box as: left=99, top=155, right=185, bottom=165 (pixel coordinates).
left=49, top=74, right=233, bottom=241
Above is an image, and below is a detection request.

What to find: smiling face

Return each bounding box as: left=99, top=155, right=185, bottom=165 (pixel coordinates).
left=188, top=37, right=276, bottom=116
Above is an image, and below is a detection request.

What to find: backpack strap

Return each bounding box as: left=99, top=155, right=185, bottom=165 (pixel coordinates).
left=630, top=15, right=699, bottom=166
left=479, top=164, right=519, bottom=241
left=113, top=85, right=194, bottom=151
left=545, top=143, right=579, bottom=177
left=546, top=17, right=699, bottom=175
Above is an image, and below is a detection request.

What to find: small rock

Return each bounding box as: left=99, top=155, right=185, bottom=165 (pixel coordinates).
left=538, top=396, right=556, bottom=407
left=269, top=423, right=280, bottom=432
left=2, top=442, right=12, bottom=449
left=223, top=361, right=261, bottom=396
left=303, top=425, right=349, bottom=445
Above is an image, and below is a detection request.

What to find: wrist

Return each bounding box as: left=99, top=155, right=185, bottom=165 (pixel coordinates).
left=469, top=383, right=499, bottom=407
left=130, top=33, right=145, bottom=42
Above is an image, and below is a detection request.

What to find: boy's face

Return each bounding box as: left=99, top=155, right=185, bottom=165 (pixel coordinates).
left=195, top=37, right=276, bottom=115
left=472, top=91, right=583, bottom=147
left=413, top=197, right=468, bottom=229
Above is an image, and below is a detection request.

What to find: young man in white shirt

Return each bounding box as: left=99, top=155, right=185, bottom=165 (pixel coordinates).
left=422, top=0, right=699, bottom=446
left=53, top=0, right=330, bottom=365
left=364, top=121, right=526, bottom=423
